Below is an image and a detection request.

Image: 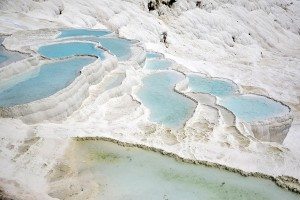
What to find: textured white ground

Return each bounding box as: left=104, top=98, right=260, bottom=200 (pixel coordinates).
left=0, top=0, right=299, bottom=199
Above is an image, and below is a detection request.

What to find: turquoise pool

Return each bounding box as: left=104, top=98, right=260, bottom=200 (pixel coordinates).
left=137, top=71, right=196, bottom=128
left=73, top=140, right=300, bottom=200
left=146, top=52, right=163, bottom=59
left=219, top=94, right=290, bottom=122
left=38, top=42, right=105, bottom=59
left=98, top=37, right=132, bottom=61
left=0, top=57, right=96, bottom=107
left=188, top=74, right=238, bottom=97
left=144, top=59, right=173, bottom=70
left=58, top=28, right=111, bottom=38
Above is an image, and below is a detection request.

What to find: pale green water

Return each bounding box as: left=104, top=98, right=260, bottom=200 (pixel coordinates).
left=75, top=140, right=300, bottom=200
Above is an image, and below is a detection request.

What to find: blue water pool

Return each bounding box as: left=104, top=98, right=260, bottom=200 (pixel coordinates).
left=137, top=71, right=196, bottom=128
left=144, top=59, right=173, bottom=70
left=98, top=38, right=132, bottom=61
left=0, top=57, right=96, bottom=107
left=188, top=74, right=238, bottom=97
left=146, top=52, right=163, bottom=59
left=219, top=95, right=290, bottom=122
left=58, top=29, right=111, bottom=38
left=38, top=42, right=105, bottom=59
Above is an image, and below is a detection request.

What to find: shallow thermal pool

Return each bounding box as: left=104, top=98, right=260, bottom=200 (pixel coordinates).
left=72, top=140, right=300, bottom=200
left=144, top=59, right=173, bottom=70
left=38, top=42, right=105, bottom=59
left=58, top=28, right=111, bottom=38
left=146, top=52, right=163, bottom=59
left=98, top=37, right=132, bottom=61
left=188, top=74, right=238, bottom=97
left=0, top=57, right=96, bottom=107
left=219, top=94, right=290, bottom=122
left=137, top=71, right=196, bottom=128
left=57, top=37, right=132, bottom=60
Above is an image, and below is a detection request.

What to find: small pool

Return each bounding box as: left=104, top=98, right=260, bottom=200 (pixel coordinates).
left=137, top=71, right=196, bottom=128
left=0, top=57, right=96, bottom=107
left=98, top=38, right=132, bottom=61
left=146, top=52, right=163, bottom=59
left=38, top=42, right=105, bottom=59
left=219, top=94, right=290, bottom=122
left=72, top=140, right=300, bottom=200
left=188, top=74, right=238, bottom=97
left=58, top=28, right=111, bottom=38
left=144, top=59, right=173, bottom=70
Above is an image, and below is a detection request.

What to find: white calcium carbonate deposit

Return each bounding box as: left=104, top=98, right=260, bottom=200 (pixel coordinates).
left=0, top=0, right=299, bottom=199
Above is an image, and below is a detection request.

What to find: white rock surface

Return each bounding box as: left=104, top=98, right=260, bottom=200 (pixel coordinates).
left=0, top=0, right=299, bottom=199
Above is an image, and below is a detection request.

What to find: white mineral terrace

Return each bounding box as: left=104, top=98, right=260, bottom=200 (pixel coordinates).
left=0, top=0, right=299, bottom=199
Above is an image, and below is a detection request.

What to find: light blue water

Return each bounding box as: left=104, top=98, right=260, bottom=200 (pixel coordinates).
left=98, top=38, right=132, bottom=60
left=58, top=29, right=111, bottom=38
left=144, top=59, right=173, bottom=70
left=74, top=140, right=300, bottom=200
left=38, top=42, right=105, bottom=59
left=0, top=57, right=96, bottom=107
left=146, top=52, right=163, bottom=59
left=219, top=95, right=290, bottom=122
left=0, top=54, right=7, bottom=63
left=188, top=74, right=238, bottom=97
left=0, top=40, right=24, bottom=67
left=137, top=71, right=196, bottom=128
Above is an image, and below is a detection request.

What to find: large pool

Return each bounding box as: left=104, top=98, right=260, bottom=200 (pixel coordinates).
left=137, top=71, right=196, bottom=128
left=219, top=94, right=290, bottom=122
left=0, top=57, right=96, bottom=107
left=72, top=140, right=300, bottom=200
left=188, top=74, right=238, bottom=97
left=38, top=42, right=105, bottom=59
left=58, top=28, right=111, bottom=38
